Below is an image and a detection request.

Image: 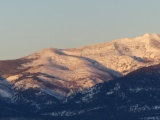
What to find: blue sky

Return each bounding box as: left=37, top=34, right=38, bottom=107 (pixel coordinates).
left=0, top=0, right=160, bottom=60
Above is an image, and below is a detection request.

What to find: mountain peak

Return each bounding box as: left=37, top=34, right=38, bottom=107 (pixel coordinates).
left=40, top=48, right=56, bottom=52
left=143, top=33, right=152, bottom=37
left=142, top=33, right=160, bottom=39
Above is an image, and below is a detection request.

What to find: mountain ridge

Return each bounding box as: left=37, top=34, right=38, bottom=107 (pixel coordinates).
left=1, top=33, right=160, bottom=99
left=1, top=64, right=160, bottom=119
left=1, top=33, right=160, bottom=119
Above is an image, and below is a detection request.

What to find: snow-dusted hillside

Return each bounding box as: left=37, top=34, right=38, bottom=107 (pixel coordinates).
left=63, top=33, right=160, bottom=75
left=1, top=64, right=160, bottom=120
left=0, top=49, right=118, bottom=99
left=0, top=33, right=160, bottom=99
left=0, top=34, right=160, bottom=98
left=0, top=33, right=160, bottom=119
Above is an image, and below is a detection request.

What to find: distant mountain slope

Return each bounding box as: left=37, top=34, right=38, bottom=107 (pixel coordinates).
left=0, top=49, right=118, bottom=99
left=1, top=63, right=160, bottom=120
left=0, top=33, right=160, bottom=100
left=63, top=33, right=160, bottom=75
left=43, top=64, right=160, bottom=120
left=1, top=33, right=160, bottom=119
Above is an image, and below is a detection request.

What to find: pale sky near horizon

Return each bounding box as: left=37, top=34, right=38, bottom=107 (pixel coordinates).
left=0, top=0, right=160, bottom=60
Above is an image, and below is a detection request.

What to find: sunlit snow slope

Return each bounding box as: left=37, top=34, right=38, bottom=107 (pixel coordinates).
left=0, top=33, right=160, bottom=99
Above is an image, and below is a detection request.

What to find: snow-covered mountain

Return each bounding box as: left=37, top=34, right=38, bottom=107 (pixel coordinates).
left=1, top=33, right=160, bottom=97
left=53, top=64, right=160, bottom=120
left=64, top=33, right=160, bottom=75
left=1, top=33, right=160, bottom=119
left=0, top=49, right=118, bottom=100
left=1, top=62, right=160, bottom=120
